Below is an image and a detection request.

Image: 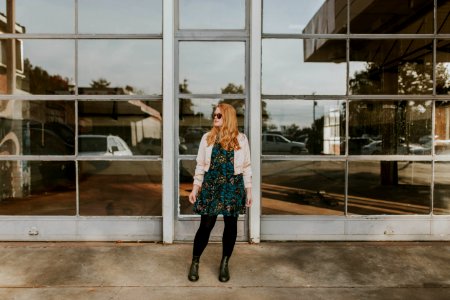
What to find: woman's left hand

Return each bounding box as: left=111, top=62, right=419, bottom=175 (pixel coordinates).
left=246, top=188, right=252, bottom=207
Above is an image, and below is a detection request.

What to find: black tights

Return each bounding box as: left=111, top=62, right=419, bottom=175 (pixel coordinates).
left=193, top=215, right=238, bottom=258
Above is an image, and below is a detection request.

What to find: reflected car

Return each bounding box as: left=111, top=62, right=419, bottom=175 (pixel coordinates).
left=361, top=140, right=430, bottom=155
left=262, top=133, right=308, bottom=154
left=78, top=135, right=133, bottom=156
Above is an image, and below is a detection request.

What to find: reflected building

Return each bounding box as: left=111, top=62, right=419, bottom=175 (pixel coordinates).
left=0, top=0, right=450, bottom=241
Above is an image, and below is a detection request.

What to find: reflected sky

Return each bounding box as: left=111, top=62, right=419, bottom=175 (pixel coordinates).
left=179, top=0, right=245, bottom=29
left=179, top=42, right=245, bottom=94
left=78, top=40, right=162, bottom=95
left=262, top=39, right=346, bottom=95
left=263, top=0, right=324, bottom=34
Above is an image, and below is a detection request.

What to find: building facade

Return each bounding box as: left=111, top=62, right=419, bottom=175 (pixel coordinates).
left=0, top=0, right=450, bottom=242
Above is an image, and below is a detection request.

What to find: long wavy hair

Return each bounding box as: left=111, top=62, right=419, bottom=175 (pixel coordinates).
left=206, top=103, right=241, bottom=150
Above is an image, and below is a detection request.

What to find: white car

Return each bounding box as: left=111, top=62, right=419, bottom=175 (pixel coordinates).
left=78, top=135, right=133, bottom=156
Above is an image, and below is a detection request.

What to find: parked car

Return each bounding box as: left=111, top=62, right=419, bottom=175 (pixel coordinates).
left=262, top=133, right=308, bottom=155
left=361, top=140, right=430, bottom=155
left=78, top=135, right=133, bottom=156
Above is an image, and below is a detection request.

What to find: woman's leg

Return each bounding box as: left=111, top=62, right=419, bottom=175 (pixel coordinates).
left=222, top=216, right=238, bottom=257
left=193, top=215, right=218, bottom=257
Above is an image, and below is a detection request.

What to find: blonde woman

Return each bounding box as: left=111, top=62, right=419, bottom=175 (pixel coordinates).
left=188, top=103, right=252, bottom=282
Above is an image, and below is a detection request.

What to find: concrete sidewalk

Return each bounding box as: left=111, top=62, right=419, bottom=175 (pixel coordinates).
left=0, top=242, right=449, bottom=300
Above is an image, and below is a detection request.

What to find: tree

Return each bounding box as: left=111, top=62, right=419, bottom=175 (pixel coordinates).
left=23, top=59, right=70, bottom=94
left=90, top=78, right=111, bottom=89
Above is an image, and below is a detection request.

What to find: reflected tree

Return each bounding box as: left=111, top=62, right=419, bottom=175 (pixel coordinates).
left=90, top=77, right=111, bottom=89
left=23, top=59, right=71, bottom=94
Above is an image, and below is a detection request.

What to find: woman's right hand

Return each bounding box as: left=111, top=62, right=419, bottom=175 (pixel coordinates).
left=189, top=185, right=200, bottom=204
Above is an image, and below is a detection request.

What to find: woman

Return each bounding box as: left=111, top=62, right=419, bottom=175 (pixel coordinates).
left=188, top=103, right=252, bottom=282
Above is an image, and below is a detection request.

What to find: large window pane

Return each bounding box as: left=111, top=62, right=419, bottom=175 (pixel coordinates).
left=179, top=98, right=245, bottom=155
left=261, top=161, right=345, bottom=215
left=0, top=160, right=76, bottom=215
left=78, top=40, right=161, bottom=96
left=179, top=0, right=245, bottom=29
left=78, top=0, right=162, bottom=34
left=434, top=162, right=450, bottom=215
left=2, top=40, right=75, bottom=95
left=78, top=100, right=162, bottom=156
left=16, top=0, right=74, bottom=33
left=437, top=1, right=450, bottom=34
left=0, top=100, right=75, bottom=155
left=348, top=161, right=431, bottom=215
left=436, top=40, right=450, bottom=95
left=179, top=42, right=245, bottom=94
left=348, top=100, right=432, bottom=155
left=262, top=100, right=345, bottom=155
left=350, top=0, right=433, bottom=34
left=435, top=101, right=450, bottom=155
left=179, top=159, right=196, bottom=215
left=79, top=161, right=161, bottom=216
left=262, top=39, right=346, bottom=95
left=349, top=39, right=433, bottom=95
left=264, top=0, right=347, bottom=34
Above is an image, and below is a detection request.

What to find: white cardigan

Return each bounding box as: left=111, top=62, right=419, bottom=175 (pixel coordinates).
left=193, top=132, right=252, bottom=188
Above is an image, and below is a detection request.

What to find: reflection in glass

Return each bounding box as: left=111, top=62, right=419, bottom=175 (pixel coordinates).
left=79, top=161, right=162, bottom=216
left=179, top=0, right=245, bottom=29
left=264, top=0, right=347, bottom=34
left=0, top=40, right=75, bottom=95
left=179, top=160, right=196, bottom=215
left=350, top=0, right=433, bottom=34
left=0, top=100, right=75, bottom=155
left=437, top=1, right=450, bottom=33
left=435, top=101, right=450, bottom=155
left=436, top=40, right=450, bottom=95
left=261, top=161, right=345, bottom=215
left=179, top=98, right=245, bottom=155
left=78, top=100, right=162, bottom=156
left=16, top=0, right=74, bottom=33
left=0, top=160, right=76, bottom=215
left=348, top=161, right=431, bottom=215
left=78, top=40, right=162, bottom=95
left=262, top=100, right=345, bottom=155
left=79, top=0, right=162, bottom=34
left=348, top=100, right=432, bottom=155
left=179, top=42, right=245, bottom=94
left=349, top=39, right=433, bottom=95
left=434, top=162, right=450, bottom=214
left=262, top=39, right=346, bottom=95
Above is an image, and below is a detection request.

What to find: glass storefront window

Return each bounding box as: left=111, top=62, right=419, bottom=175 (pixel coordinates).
left=348, top=161, right=431, bottom=215
left=179, top=98, right=245, bottom=155
left=435, top=101, right=450, bottom=155
left=79, top=161, right=162, bottom=216
left=16, top=0, right=74, bottom=33
left=264, top=0, right=346, bottom=34
left=78, top=0, right=162, bottom=34
left=0, top=40, right=75, bottom=95
left=434, top=162, right=450, bottom=215
left=0, top=160, right=76, bottom=215
left=78, top=100, right=162, bottom=156
left=179, top=159, right=196, bottom=215
left=178, top=0, right=245, bottom=30
left=262, top=100, right=345, bottom=155
left=350, top=0, right=433, bottom=34
left=262, top=39, right=346, bottom=95
left=78, top=40, right=162, bottom=96
left=261, top=160, right=345, bottom=215
left=348, top=100, right=432, bottom=155
left=179, top=42, right=245, bottom=95
left=0, top=100, right=75, bottom=155
left=436, top=40, right=450, bottom=95
left=349, top=39, right=433, bottom=95
left=437, top=1, right=450, bottom=34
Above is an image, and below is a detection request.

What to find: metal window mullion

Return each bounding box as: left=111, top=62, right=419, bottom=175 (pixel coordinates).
left=178, top=93, right=246, bottom=99
left=261, top=34, right=439, bottom=39
left=0, top=95, right=163, bottom=101
left=0, top=34, right=163, bottom=39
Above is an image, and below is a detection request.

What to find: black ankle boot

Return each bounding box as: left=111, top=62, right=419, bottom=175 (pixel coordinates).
left=188, top=256, right=200, bottom=282
left=219, top=256, right=230, bottom=282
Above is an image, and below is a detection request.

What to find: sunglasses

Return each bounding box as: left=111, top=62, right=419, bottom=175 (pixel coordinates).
left=212, top=113, right=223, bottom=120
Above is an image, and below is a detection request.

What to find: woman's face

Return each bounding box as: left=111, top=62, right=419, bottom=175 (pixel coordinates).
left=213, top=107, right=223, bottom=128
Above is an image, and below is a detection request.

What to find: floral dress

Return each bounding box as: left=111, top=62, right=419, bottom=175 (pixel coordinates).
left=193, top=142, right=246, bottom=217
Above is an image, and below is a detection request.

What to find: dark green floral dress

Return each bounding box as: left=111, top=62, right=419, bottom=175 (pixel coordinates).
left=193, top=142, right=246, bottom=216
